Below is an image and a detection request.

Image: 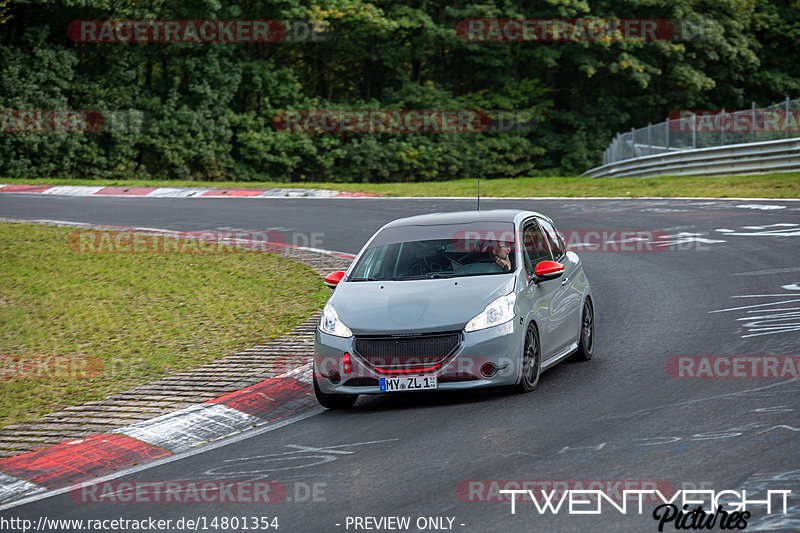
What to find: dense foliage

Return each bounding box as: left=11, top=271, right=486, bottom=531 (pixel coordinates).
left=0, top=0, right=797, bottom=181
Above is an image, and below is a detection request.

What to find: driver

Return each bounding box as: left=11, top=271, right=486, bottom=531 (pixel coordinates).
left=492, top=241, right=512, bottom=272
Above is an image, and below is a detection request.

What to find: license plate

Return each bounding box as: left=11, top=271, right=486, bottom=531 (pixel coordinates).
left=379, top=376, right=437, bottom=392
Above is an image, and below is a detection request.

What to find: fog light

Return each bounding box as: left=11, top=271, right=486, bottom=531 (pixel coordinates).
left=328, top=370, right=341, bottom=384
left=480, top=362, right=497, bottom=378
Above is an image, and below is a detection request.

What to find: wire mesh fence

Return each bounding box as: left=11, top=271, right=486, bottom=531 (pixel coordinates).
left=602, top=96, right=800, bottom=165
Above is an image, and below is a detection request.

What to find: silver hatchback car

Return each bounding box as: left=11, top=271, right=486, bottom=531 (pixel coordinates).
left=314, top=210, right=594, bottom=408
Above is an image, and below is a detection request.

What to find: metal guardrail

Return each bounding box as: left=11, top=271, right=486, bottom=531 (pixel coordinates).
left=581, top=137, right=800, bottom=178
left=584, top=96, right=800, bottom=177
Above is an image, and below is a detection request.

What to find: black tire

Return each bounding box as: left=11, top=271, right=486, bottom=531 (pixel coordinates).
left=313, top=372, right=358, bottom=409
left=571, top=297, right=595, bottom=362
left=512, top=324, right=541, bottom=393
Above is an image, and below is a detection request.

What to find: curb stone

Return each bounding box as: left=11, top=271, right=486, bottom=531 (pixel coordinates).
left=0, top=184, right=374, bottom=198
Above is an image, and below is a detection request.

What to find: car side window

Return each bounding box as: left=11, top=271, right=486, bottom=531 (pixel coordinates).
left=522, top=222, right=553, bottom=274
left=538, top=219, right=565, bottom=259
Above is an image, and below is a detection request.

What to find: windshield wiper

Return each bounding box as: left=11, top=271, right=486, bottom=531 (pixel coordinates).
left=401, top=273, right=455, bottom=280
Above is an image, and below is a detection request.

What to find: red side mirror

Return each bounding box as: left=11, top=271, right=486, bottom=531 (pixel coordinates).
left=324, top=271, right=345, bottom=288
left=534, top=260, right=565, bottom=280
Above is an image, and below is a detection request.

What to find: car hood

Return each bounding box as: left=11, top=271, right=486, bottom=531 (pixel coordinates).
left=329, top=275, right=516, bottom=334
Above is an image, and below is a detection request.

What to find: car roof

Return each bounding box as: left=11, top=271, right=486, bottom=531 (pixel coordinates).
left=382, top=209, right=549, bottom=228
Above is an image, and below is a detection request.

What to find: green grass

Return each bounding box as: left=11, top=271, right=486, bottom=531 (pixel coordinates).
left=0, top=222, right=330, bottom=427
left=2, top=172, right=799, bottom=198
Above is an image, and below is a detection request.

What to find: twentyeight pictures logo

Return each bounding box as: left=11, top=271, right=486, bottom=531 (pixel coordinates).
left=494, top=488, right=792, bottom=531
left=458, top=481, right=795, bottom=531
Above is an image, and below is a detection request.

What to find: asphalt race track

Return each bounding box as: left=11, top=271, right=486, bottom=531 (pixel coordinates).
left=2, top=194, right=800, bottom=532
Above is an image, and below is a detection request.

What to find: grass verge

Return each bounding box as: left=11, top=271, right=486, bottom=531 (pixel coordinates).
left=0, top=222, right=330, bottom=427
left=1, top=173, right=799, bottom=198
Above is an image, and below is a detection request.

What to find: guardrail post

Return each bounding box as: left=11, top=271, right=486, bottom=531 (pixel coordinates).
left=615, top=135, right=619, bottom=162
left=692, top=113, right=696, bottom=148
left=751, top=101, right=756, bottom=142
left=647, top=122, right=652, bottom=155
left=665, top=118, right=670, bottom=151
left=786, top=96, right=791, bottom=139
left=612, top=135, right=617, bottom=162
left=721, top=108, right=725, bottom=145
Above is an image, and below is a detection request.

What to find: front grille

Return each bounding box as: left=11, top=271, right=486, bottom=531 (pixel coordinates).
left=353, top=332, right=460, bottom=370
left=344, top=374, right=475, bottom=386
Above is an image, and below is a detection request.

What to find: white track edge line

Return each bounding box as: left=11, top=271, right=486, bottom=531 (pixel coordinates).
left=2, top=190, right=800, bottom=201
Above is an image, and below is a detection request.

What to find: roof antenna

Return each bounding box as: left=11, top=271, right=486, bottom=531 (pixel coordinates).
left=476, top=179, right=480, bottom=211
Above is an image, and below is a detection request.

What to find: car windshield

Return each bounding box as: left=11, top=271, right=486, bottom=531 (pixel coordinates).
left=349, top=223, right=517, bottom=281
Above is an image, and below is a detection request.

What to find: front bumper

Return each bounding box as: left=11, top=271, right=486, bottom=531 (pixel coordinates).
left=314, top=319, right=524, bottom=396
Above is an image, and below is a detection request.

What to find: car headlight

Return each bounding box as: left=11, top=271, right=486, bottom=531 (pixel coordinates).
left=319, top=303, right=353, bottom=337
left=464, top=292, right=516, bottom=332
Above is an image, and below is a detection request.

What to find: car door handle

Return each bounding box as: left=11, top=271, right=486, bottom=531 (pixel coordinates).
left=561, top=277, right=569, bottom=286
